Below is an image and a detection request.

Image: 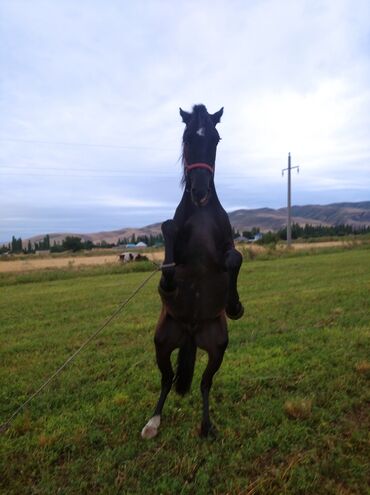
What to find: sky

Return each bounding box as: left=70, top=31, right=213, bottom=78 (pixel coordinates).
left=1, top=0, right=369, bottom=242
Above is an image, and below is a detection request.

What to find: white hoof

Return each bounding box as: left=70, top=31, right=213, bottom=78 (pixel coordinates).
left=141, top=415, right=161, bottom=439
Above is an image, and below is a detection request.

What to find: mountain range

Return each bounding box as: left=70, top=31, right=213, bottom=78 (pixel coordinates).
left=22, top=201, right=370, bottom=246
left=229, top=201, right=370, bottom=232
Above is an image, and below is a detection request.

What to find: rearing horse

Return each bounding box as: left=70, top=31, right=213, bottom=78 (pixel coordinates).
left=142, top=104, right=244, bottom=439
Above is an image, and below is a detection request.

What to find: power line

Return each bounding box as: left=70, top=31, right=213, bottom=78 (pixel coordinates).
left=0, top=170, right=177, bottom=179
left=0, top=137, right=254, bottom=156
left=0, top=137, right=176, bottom=152
left=0, top=136, right=265, bottom=179
left=0, top=165, right=162, bottom=172
left=0, top=172, right=260, bottom=179
left=0, top=165, right=259, bottom=179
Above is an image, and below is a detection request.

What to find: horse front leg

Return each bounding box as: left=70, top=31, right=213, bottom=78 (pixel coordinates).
left=159, top=219, right=178, bottom=293
left=225, top=248, right=244, bottom=320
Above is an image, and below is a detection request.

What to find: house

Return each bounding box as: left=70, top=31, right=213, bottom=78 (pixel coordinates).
left=247, top=233, right=263, bottom=243
left=234, top=236, right=248, bottom=243
left=124, top=241, right=148, bottom=248
left=252, top=233, right=263, bottom=242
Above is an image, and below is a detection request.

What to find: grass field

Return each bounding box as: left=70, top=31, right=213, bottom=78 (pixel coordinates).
left=0, top=247, right=369, bottom=494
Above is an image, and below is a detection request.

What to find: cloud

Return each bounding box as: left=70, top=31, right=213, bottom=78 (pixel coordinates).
left=92, top=195, right=175, bottom=209
left=0, top=0, right=369, bottom=240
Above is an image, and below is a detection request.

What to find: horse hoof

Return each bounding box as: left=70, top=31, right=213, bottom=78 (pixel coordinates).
left=200, top=422, right=217, bottom=438
left=141, top=415, right=161, bottom=440
left=226, top=302, right=244, bottom=320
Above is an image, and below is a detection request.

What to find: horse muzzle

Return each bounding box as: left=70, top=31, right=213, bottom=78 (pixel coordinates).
left=191, top=188, right=210, bottom=207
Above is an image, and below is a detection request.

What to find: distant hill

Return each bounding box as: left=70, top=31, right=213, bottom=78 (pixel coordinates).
left=289, top=202, right=370, bottom=226
left=228, top=207, right=325, bottom=232
left=229, top=201, right=370, bottom=232
left=26, top=224, right=163, bottom=247
left=10, top=201, right=370, bottom=247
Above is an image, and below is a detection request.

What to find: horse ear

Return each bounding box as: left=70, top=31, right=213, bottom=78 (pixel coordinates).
left=210, top=107, right=224, bottom=125
left=179, top=108, right=191, bottom=124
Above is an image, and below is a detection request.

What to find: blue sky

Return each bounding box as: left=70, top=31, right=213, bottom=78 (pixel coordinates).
left=1, top=0, right=369, bottom=241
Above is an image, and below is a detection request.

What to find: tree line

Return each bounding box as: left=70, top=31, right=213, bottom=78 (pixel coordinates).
left=256, top=223, right=370, bottom=244
left=2, top=225, right=369, bottom=254
left=118, top=233, right=164, bottom=246
left=1, top=232, right=165, bottom=254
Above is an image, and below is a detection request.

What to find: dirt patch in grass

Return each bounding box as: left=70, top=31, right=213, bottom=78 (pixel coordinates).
left=284, top=398, right=313, bottom=419
left=354, top=361, right=370, bottom=375
left=344, top=402, right=370, bottom=433
left=292, top=241, right=355, bottom=250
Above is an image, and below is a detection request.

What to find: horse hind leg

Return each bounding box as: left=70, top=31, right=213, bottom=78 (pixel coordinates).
left=141, top=414, right=162, bottom=440
left=141, top=315, right=183, bottom=439
left=196, top=317, right=228, bottom=437
left=141, top=342, right=173, bottom=439
left=199, top=347, right=227, bottom=437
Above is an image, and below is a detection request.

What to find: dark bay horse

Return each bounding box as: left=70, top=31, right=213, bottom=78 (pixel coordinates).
left=141, top=104, right=244, bottom=439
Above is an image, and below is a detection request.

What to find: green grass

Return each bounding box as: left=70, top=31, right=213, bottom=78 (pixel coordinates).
left=0, top=260, right=156, bottom=287
left=0, top=248, right=369, bottom=494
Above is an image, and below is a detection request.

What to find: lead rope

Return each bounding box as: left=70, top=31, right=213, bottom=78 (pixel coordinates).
left=0, top=261, right=175, bottom=434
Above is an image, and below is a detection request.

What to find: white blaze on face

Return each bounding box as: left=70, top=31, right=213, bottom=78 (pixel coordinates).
left=196, top=127, right=205, bottom=136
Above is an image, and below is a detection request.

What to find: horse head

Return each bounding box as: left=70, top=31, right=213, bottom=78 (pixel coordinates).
left=180, top=104, right=223, bottom=207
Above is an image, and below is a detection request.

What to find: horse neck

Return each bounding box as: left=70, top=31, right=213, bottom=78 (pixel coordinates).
left=175, top=182, right=222, bottom=224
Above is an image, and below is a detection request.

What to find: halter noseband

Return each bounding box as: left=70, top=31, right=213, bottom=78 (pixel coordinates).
left=185, top=162, right=214, bottom=174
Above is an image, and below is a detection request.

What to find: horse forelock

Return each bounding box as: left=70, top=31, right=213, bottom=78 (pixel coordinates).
left=192, top=104, right=212, bottom=128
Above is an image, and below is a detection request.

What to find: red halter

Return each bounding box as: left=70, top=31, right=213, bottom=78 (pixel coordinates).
left=185, top=162, right=214, bottom=174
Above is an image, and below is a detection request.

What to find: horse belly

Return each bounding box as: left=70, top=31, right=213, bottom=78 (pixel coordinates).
left=169, top=270, right=228, bottom=322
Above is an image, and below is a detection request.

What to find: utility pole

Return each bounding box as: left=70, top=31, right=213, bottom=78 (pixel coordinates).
left=282, top=153, right=299, bottom=247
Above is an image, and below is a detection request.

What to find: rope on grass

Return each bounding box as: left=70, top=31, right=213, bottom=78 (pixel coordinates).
left=0, top=262, right=175, bottom=434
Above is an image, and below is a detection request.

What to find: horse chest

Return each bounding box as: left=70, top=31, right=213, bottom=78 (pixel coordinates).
left=179, top=216, right=224, bottom=267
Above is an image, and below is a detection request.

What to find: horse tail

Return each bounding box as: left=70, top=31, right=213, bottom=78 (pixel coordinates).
left=175, top=335, right=197, bottom=395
